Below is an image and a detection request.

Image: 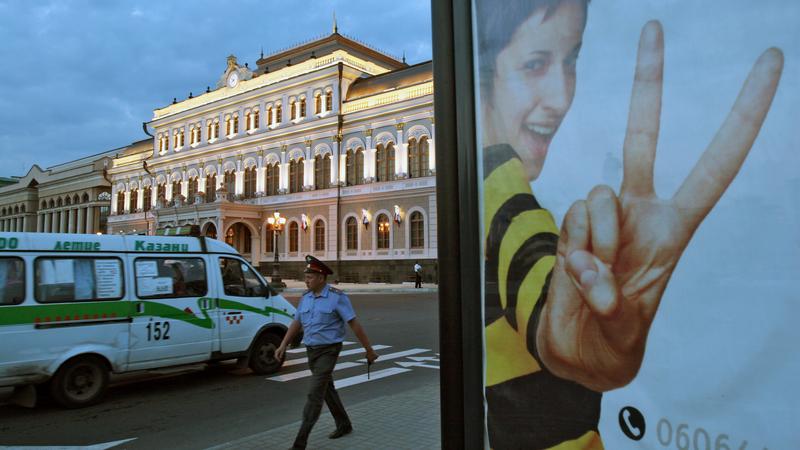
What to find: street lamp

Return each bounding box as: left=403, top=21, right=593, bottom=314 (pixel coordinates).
left=267, top=211, right=287, bottom=288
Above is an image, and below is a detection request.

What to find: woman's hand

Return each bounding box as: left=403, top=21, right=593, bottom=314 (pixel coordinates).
left=536, top=21, right=783, bottom=392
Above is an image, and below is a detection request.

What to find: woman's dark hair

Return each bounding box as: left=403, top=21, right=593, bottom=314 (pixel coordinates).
left=475, top=0, right=589, bottom=97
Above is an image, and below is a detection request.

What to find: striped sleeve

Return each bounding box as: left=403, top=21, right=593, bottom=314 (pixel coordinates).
left=483, top=144, right=603, bottom=450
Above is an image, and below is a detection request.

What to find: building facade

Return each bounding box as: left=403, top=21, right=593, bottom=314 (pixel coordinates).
left=0, top=149, right=121, bottom=236
left=105, top=32, right=437, bottom=283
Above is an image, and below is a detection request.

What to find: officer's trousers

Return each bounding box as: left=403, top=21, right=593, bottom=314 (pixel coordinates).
left=292, top=342, right=350, bottom=449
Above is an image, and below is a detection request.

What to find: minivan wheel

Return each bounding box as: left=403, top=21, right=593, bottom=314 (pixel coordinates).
left=50, top=356, right=109, bottom=408
left=248, top=333, right=283, bottom=375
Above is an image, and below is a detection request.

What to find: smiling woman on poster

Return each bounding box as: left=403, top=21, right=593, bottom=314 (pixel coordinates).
left=475, top=0, right=784, bottom=448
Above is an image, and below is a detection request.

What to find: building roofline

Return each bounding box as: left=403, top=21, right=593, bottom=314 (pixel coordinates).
left=257, top=32, right=406, bottom=70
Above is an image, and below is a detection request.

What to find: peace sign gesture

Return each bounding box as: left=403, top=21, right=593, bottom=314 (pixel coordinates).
left=536, top=21, right=783, bottom=392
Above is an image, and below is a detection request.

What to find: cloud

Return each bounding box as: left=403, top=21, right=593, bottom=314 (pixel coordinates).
left=0, top=0, right=432, bottom=176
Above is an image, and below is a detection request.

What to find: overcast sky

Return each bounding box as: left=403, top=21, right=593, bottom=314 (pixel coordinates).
left=0, top=0, right=432, bottom=177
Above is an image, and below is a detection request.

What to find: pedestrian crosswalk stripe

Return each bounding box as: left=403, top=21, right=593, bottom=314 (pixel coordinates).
left=283, top=344, right=391, bottom=367
left=286, top=341, right=356, bottom=354
left=267, top=361, right=363, bottom=382
left=355, top=348, right=429, bottom=363
left=334, top=367, right=413, bottom=389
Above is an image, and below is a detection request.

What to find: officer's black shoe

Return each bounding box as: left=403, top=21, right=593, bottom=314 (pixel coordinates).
left=328, top=425, right=353, bottom=439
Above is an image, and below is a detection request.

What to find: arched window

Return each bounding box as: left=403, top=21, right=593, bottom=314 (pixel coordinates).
left=419, top=136, right=430, bottom=176
left=265, top=228, right=274, bottom=253
left=266, top=163, right=279, bottom=195
left=142, top=186, right=152, bottom=212
left=253, top=109, right=260, bottom=129
left=232, top=114, right=239, bottom=134
left=276, top=103, right=283, bottom=123
left=355, top=148, right=364, bottom=185
left=300, top=98, right=306, bottom=118
left=376, top=145, right=385, bottom=182
left=289, top=222, right=299, bottom=253
left=116, top=191, right=125, bottom=214
left=245, top=112, right=252, bottom=131
left=346, top=148, right=364, bottom=186
left=157, top=183, right=166, bottom=204
left=314, top=154, right=331, bottom=189
left=225, top=116, right=232, bottom=135
left=267, top=107, right=273, bottom=126
left=289, top=158, right=304, bottom=193
left=172, top=180, right=182, bottom=204
left=325, top=91, right=333, bottom=112
left=410, top=211, right=424, bottom=248
left=346, top=217, right=358, bottom=250
left=129, top=189, right=138, bottom=212
left=376, top=143, right=395, bottom=182
left=224, top=171, right=235, bottom=195
left=187, top=177, right=198, bottom=204
left=314, top=220, right=325, bottom=251
left=206, top=173, right=217, bottom=202
left=314, top=94, right=321, bottom=114
left=243, top=167, right=256, bottom=198
left=376, top=214, right=390, bottom=249
left=290, top=100, right=296, bottom=121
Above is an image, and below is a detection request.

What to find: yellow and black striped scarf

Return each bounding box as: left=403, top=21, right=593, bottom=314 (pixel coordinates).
left=484, top=144, right=603, bottom=450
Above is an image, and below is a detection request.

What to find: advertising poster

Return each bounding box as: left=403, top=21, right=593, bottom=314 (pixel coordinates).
left=472, top=0, right=798, bottom=448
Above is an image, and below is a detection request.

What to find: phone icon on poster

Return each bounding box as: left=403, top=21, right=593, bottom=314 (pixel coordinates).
left=619, top=406, right=646, bottom=441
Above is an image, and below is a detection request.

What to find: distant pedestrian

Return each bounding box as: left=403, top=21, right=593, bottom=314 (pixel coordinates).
left=413, top=261, right=422, bottom=288
left=276, top=255, right=379, bottom=450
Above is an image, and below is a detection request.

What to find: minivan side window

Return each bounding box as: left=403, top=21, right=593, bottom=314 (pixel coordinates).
left=35, top=258, right=124, bottom=303
left=219, top=258, right=268, bottom=297
left=134, top=258, right=208, bottom=299
left=0, top=258, right=25, bottom=305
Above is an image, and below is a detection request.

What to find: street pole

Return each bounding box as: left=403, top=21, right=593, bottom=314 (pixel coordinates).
left=268, top=211, right=286, bottom=289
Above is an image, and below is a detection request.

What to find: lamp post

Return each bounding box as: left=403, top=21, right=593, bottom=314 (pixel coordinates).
left=267, top=211, right=287, bottom=288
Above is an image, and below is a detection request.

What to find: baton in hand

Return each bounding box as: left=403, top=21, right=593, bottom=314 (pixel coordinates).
left=367, top=360, right=372, bottom=379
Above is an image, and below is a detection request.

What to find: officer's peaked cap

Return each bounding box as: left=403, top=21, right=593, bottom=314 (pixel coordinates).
left=304, top=255, right=333, bottom=275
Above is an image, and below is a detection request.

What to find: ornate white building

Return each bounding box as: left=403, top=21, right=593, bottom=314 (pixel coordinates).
left=105, top=31, right=437, bottom=282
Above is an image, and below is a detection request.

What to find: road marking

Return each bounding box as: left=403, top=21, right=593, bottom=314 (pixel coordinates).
left=408, top=356, right=439, bottom=362
left=283, top=344, right=391, bottom=367
left=286, top=341, right=356, bottom=354
left=267, top=361, right=363, bottom=382
left=0, top=438, right=137, bottom=450
left=396, top=361, right=440, bottom=369
left=355, top=348, right=430, bottom=363
left=334, top=367, right=412, bottom=389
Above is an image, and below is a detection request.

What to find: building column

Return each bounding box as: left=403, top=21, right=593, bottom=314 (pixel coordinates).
left=331, top=140, right=340, bottom=185
left=37, top=213, right=44, bottom=232
left=110, top=184, right=118, bottom=215
left=67, top=208, right=75, bottom=233
left=8, top=218, right=14, bottom=232
left=60, top=209, right=68, bottom=233
left=123, top=190, right=131, bottom=214
left=198, top=176, right=207, bottom=199
left=1, top=219, right=5, bottom=231
left=396, top=124, right=407, bottom=177
left=44, top=212, right=51, bottom=232
left=256, top=163, right=266, bottom=193
left=136, top=189, right=144, bottom=211
left=77, top=208, right=86, bottom=234
left=165, top=183, right=173, bottom=203
left=429, top=122, right=436, bottom=172
left=86, top=206, right=95, bottom=234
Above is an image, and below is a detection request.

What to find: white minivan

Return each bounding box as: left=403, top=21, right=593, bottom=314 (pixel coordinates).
left=0, top=231, right=297, bottom=408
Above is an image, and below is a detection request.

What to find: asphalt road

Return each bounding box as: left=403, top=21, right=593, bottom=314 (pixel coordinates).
left=0, top=292, right=439, bottom=449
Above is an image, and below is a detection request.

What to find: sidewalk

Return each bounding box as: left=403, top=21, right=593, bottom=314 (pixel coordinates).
left=205, top=382, right=440, bottom=450
left=277, top=280, right=438, bottom=295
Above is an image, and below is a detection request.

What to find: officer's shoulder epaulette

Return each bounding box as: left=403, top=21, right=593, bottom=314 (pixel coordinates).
left=302, top=289, right=312, bottom=296
left=329, top=286, right=343, bottom=294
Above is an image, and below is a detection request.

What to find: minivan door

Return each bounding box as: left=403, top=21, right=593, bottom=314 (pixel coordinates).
left=127, top=255, right=215, bottom=370
left=216, top=257, right=272, bottom=354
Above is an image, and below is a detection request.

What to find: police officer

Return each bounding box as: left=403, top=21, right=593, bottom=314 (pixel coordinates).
left=276, top=255, right=379, bottom=449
